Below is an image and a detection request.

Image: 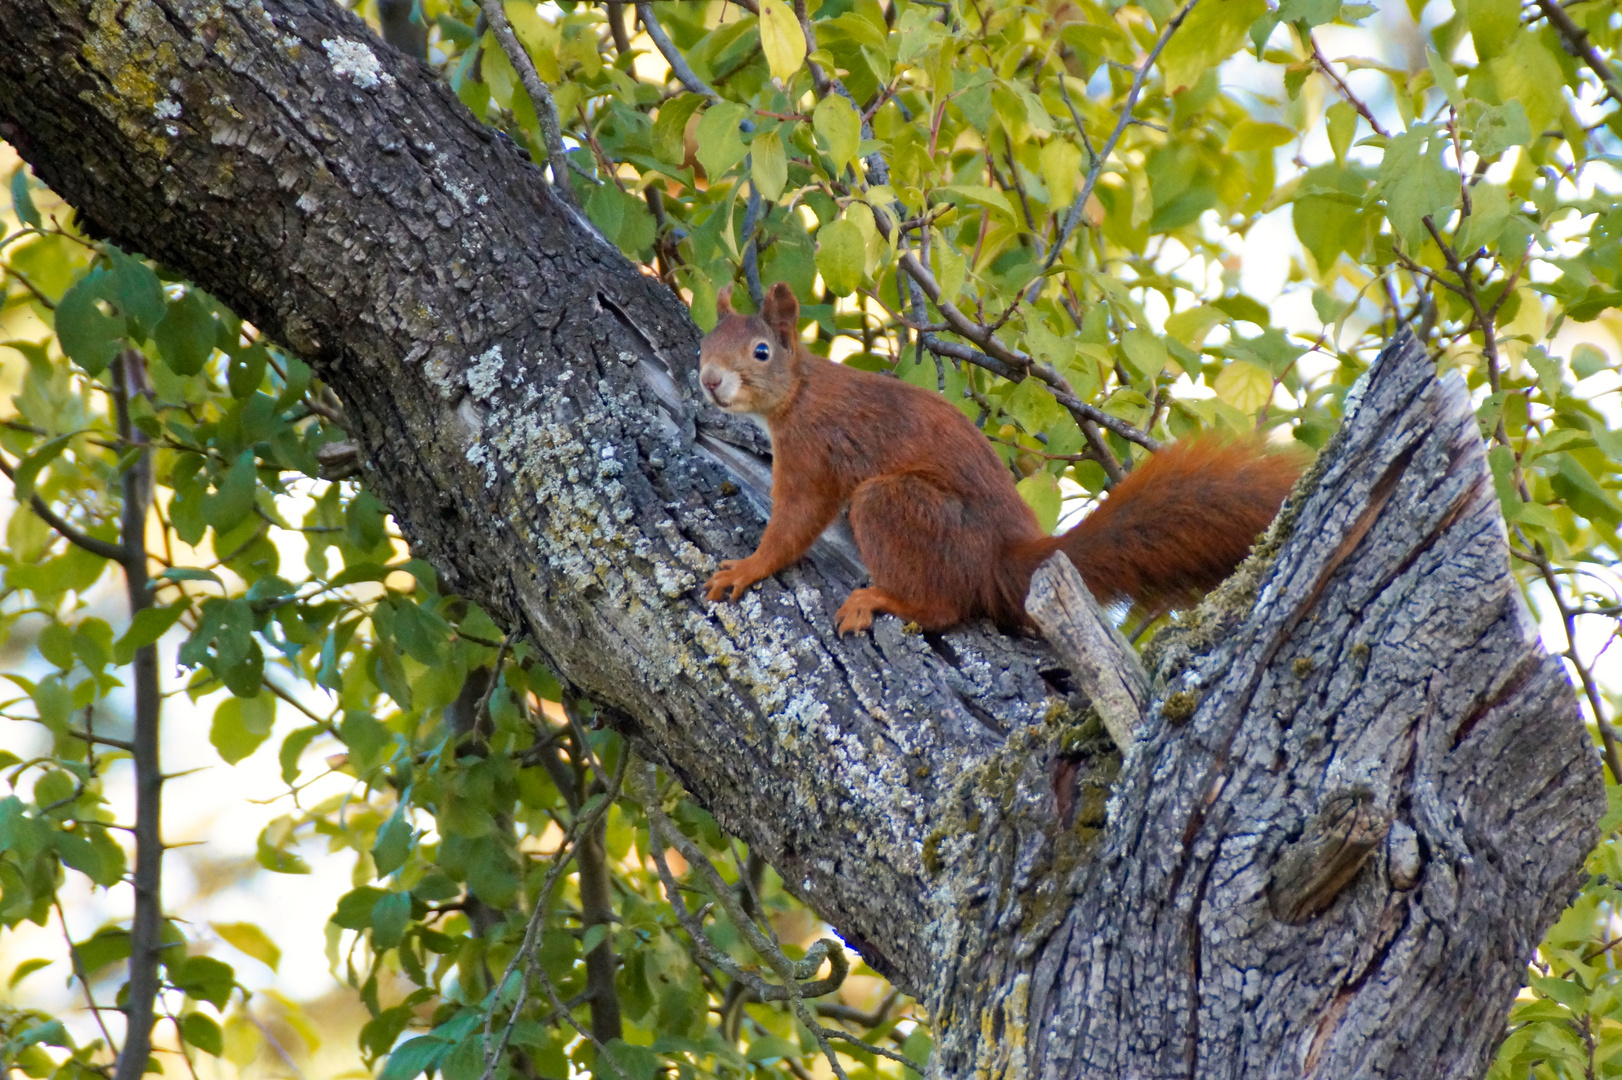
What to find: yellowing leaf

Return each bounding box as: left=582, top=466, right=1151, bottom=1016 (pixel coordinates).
left=933, top=234, right=965, bottom=302
left=212, top=922, right=282, bottom=972
left=1039, top=140, right=1082, bottom=209
left=1227, top=120, right=1295, bottom=151
left=1500, top=287, right=1545, bottom=362
left=1491, top=36, right=1566, bottom=136
left=1158, top=0, right=1267, bottom=94
left=504, top=1, right=560, bottom=82
left=758, top=0, right=807, bottom=82
left=1213, top=359, right=1274, bottom=413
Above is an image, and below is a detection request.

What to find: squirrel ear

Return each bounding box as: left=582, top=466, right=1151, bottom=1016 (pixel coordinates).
left=761, top=282, right=799, bottom=347
left=715, top=284, right=734, bottom=315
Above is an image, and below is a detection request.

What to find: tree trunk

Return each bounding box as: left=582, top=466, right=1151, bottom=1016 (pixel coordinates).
left=0, top=4, right=1602, bottom=1076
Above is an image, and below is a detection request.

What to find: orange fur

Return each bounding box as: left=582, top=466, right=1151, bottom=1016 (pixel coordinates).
left=700, top=283, right=1304, bottom=634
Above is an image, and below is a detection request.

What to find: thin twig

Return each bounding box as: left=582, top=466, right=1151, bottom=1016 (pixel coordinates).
left=637, top=3, right=722, bottom=102
left=477, top=0, right=578, bottom=206
left=1309, top=33, right=1391, bottom=138
left=1534, top=0, right=1622, bottom=101
left=1041, top=0, right=1201, bottom=280
left=0, top=449, right=127, bottom=562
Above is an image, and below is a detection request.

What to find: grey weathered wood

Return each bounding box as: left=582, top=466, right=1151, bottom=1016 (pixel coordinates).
left=0, top=8, right=1602, bottom=1077
left=1025, top=552, right=1149, bottom=751
left=925, top=328, right=1603, bottom=1077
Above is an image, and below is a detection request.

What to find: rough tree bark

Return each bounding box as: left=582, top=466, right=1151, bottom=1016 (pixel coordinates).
left=0, top=4, right=1603, bottom=1077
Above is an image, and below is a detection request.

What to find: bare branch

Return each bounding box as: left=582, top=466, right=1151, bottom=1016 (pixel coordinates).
left=477, top=0, right=579, bottom=206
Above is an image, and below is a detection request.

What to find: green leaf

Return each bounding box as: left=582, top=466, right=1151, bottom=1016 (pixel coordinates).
left=210, top=693, right=277, bottom=765
left=278, top=724, right=322, bottom=784
left=1039, top=140, right=1082, bottom=210
left=758, top=0, right=806, bottom=81
left=1158, top=0, right=1267, bottom=93
left=1552, top=455, right=1622, bottom=527
left=114, top=602, right=189, bottom=665
left=1165, top=306, right=1224, bottom=350
left=106, top=246, right=167, bottom=338
left=371, top=890, right=412, bottom=950
left=751, top=130, right=788, bottom=202
left=339, top=709, right=392, bottom=772
left=206, top=450, right=259, bottom=532
left=1016, top=472, right=1061, bottom=532
left=745, top=1036, right=801, bottom=1064
left=10, top=168, right=41, bottom=229
left=1572, top=343, right=1609, bottom=379
left=815, top=218, right=865, bottom=296
left=227, top=342, right=268, bottom=398
left=54, top=270, right=124, bottom=375
left=1120, top=329, right=1169, bottom=379
left=1325, top=101, right=1357, bottom=167
left=256, top=825, right=311, bottom=874
left=169, top=954, right=236, bottom=1009
left=10, top=432, right=72, bottom=505
left=1425, top=47, right=1462, bottom=109
left=1473, top=101, right=1531, bottom=158
left=1374, top=125, right=1455, bottom=250
left=935, top=184, right=1015, bottom=219
left=652, top=93, right=705, bottom=165
left=155, top=289, right=217, bottom=376
left=180, top=1013, right=225, bottom=1057
left=1275, top=0, right=1338, bottom=25
left=1227, top=120, right=1294, bottom=151
left=211, top=921, right=281, bottom=972
left=333, top=887, right=387, bottom=930
left=380, top=1036, right=448, bottom=1080
left=1468, top=0, right=1520, bottom=60
left=160, top=566, right=225, bottom=586
left=72, top=928, right=132, bottom=975
left=7, top=958, right=52, bottom=989
left=373, top=805, right=414, bottom=876
left=1211, top=294, right=1271, bottom=326
left=695, top=102, right=750, bottom=180
left=813, top=95, right=861, bottom=174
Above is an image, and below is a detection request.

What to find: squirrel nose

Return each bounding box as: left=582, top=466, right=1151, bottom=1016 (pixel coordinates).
left=701, top=370, right=722, bottom=392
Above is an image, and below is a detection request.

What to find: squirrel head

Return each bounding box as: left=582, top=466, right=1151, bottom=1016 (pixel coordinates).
left=698, top=282, right=801, bottom=417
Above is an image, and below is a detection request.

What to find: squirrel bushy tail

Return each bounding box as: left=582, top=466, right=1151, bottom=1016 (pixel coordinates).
left=1023, top=435, right=1303, bottom=612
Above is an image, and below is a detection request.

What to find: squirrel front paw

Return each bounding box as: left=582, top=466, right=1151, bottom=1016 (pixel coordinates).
left=705, top=559, right=763, bottom=602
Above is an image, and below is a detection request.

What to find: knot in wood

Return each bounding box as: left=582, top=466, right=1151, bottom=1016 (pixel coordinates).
left=1268, top=786, right=1390, bottom=925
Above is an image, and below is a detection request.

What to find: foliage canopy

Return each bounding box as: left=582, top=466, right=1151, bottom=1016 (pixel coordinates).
left=0, top=0, right=1620, bottom=1077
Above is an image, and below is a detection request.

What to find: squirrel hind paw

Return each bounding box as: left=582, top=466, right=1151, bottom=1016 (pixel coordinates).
left=834, top=591, right=879, bottom=635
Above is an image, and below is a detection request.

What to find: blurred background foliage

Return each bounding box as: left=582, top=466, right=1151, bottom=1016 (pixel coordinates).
left=0, top=0, right=1620, bottom=1076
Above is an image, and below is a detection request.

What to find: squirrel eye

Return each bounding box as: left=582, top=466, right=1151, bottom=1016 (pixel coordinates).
left=752, top=342, right=771, bottom=361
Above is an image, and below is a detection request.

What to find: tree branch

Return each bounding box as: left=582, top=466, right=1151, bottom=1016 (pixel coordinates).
left=0, top=448, right=127, bottom=563
left=477, top=0, right=578, bottom=206
left=111, top=350, right=164, bottom=1080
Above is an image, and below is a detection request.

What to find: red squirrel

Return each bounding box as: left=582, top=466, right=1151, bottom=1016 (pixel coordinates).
left=700, top=282, right=1304, bottom=635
